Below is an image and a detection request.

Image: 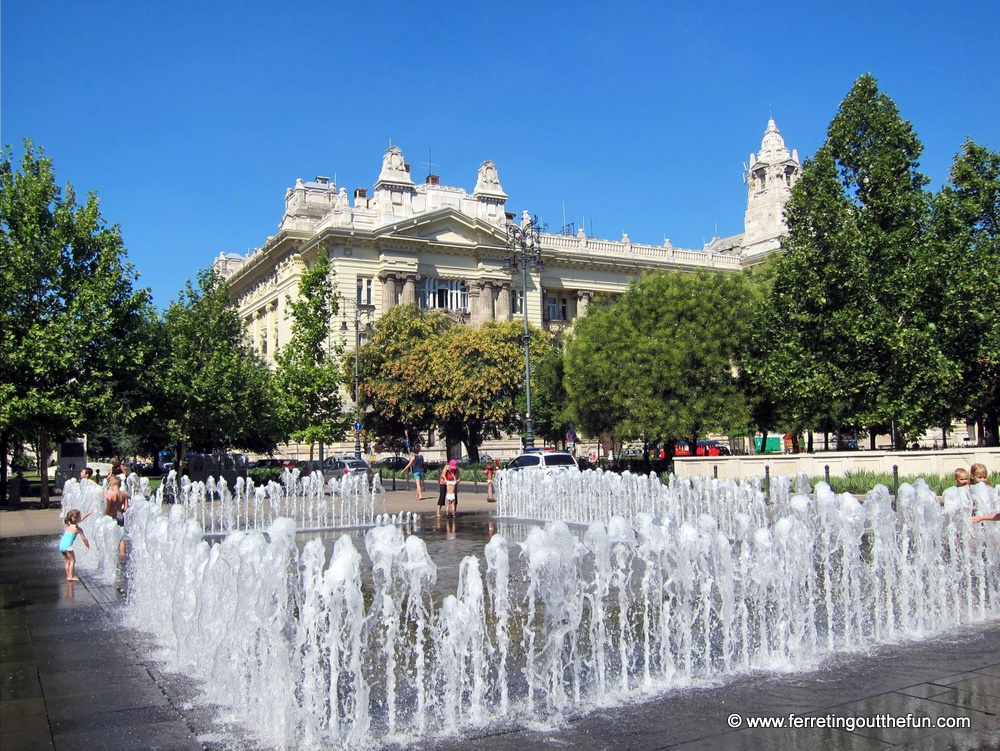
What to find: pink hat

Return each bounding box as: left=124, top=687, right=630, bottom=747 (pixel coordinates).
left=449, top=459, right=458, bottom=469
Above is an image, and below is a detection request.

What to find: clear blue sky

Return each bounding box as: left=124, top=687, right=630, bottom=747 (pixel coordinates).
left=4, top=0, right=997, bottom=310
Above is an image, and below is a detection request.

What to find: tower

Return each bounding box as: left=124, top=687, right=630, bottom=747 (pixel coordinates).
left=742, top=119, right=800, bottom=259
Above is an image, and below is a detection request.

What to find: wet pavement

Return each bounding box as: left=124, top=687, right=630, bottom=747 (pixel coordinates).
left=2, top=494, right=998, bottom=750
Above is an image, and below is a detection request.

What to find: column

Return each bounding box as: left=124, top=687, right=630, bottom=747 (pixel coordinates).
left=400, top=274, right=419, bottom=305
left=379, top=272, right=399, bottom=308
left=495, top=281, right=512, bottom=321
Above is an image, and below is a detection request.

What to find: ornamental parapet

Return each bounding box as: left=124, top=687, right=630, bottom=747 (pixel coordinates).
left=540, top=233, right=742, bottom=270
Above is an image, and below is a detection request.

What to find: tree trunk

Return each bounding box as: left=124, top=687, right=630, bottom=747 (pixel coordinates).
left=0, top=431, right=9, bottom=506
left=38, top=427, right=50, bottom=508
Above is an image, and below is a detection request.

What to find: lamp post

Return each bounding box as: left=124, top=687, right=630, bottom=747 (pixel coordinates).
left=341, top=299, right=373, bottom=459
left=504, top=211, right=544, bottom=450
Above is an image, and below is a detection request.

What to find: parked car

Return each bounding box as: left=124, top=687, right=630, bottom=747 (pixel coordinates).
left=505, top=451, right=579, bottom=472
left=620, top=446, right=644, bottom=459
left=299, top=459, right=324, bottom=476
left=374, top=456, right=409, bottom=471
left=323, top=457, right=370, bottom=480
left=459, top=454, right=494, bottom=466
left=255, top=458, right=299, bottom=470
left=673, top=441, right=731, bottom=457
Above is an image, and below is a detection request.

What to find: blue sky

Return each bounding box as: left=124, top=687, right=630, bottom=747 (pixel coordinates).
left=4, top=0, right=997, bottom=310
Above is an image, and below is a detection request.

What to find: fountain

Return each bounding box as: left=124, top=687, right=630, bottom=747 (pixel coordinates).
left=70, top=468, right=1000, bottom=748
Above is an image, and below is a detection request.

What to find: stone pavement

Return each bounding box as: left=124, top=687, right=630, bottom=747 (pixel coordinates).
left=1, top=489, right=998, bottom=750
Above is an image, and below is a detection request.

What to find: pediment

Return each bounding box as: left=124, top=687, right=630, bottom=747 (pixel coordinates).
left=376, top=209, right=505, bottom=248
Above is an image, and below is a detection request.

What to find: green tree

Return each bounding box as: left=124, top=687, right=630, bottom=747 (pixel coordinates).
left=274, top=252, right=346, bottom=456
left=564, top=270, right=751, bottom=451
left=429, top=320, right=549, bottom=460
left=1, top=142, right=152, bottom=505
left=767, top=74, right=951, bottom=447
left=529, top=337, right=573, bottom=447
left=930, top=140, right=1000, bottom=443
left=355, top=304, right=452, bottom=453
left=161, top=269, right=281, bottom=468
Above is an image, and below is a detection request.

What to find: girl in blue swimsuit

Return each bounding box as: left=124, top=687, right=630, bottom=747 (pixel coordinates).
left=59, top=508, right=92, bottom=581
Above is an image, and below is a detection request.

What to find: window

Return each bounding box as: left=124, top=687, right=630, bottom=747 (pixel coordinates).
left=420, top=278, right=468, bottom=313
left=357, top=277, right=373, bottom=306
left=511, top=289, right=524, bottom=315
left=545, top=295, right=570, bottom=321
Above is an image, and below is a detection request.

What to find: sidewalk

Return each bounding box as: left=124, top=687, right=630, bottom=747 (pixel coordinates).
left=2, top=490, right=998, bottom=750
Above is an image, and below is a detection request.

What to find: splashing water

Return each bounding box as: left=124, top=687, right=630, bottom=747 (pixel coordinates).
left=119, top=470, right=1000, bottom=749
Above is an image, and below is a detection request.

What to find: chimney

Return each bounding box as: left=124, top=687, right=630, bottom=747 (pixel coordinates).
left=315, top=176, right=330, bottom=185
left=426, top=174, right=440, bottom=185
left=354, top=188, right=368, bottom=208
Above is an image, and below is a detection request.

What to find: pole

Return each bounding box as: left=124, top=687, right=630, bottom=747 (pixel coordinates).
left=522, top=259, right=534, bottom=450
left=354, top=317, right=362, bottom=460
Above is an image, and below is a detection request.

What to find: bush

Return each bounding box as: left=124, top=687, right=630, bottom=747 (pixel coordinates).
left=249, top=467, right=282, bottom=485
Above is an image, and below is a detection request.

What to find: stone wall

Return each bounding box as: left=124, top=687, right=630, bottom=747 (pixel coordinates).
left=673, top=448, right=1000, bottom=482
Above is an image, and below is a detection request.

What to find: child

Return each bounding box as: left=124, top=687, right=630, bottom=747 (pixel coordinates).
left=954, top=467, right=970, bottom=488
left=445, top=467, right=459, bottom=517
left=105, top=475, right=130, bottom=562
left=59, top=508, right=92, bottom=582
left=970, top=463, right=992, bottom=489
left=485, top=459, right=497, bottom=503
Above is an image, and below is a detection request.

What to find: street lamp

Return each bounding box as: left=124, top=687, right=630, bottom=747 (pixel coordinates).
left=504, top=211, right=544, bottom=451
left=341, top=299, right=374, bottom=459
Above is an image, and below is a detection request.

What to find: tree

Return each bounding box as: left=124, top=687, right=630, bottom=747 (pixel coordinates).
left=765, top=74, right=952, bottom=447
left=1, top=142, right=153, bottom=505
left=428, top=320, right=550, bottom=460
left=161, top=269, right=282, bottom=467
left=930, top=140, right=1000, bottom=444
left=564, top=270, right=751, bottom=451
left=355, top=304, right=452, bottom=453
left=274, top=252, right=346, bottom=456
left=529, top=337, right=573, bottom=447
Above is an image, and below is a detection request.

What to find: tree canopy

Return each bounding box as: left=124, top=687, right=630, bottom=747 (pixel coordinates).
left=161, top=268, right=282, bottom=465
left=564, top=270, right=751, bottom=449
left=274, top=252, right=347, bottom=453
left=1, top=142, right=153, bottom=503
left=753, top=74, right=959, bottom=447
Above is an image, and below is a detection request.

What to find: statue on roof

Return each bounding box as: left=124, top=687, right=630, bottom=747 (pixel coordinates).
left=383, top=145, right=406, bottom=173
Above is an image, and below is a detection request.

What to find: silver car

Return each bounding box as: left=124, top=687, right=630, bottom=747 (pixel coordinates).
left=322, top=457, right=370, bottom=480
left=504, top=452, right=579, bottom=472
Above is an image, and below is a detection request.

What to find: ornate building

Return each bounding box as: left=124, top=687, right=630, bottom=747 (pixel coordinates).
left=216, top=120, right=800, bottom=364
left=213, top=122, right=800, bottom=457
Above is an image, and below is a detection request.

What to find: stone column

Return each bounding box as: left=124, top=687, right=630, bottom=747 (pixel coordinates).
left=495, top=281, right=512, bottom=321
left=269, top=301, right=279, bottom=352
left=379, top=272, right=399, bottom=308
left=400, top=274, right=419, bottom=306
left=467, top=284, right=482, bottom=327
left=576, top=290, right=593, bottom=317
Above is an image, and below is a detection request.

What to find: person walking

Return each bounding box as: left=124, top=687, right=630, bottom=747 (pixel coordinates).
left=402, top=447, right=426, bottom=500
left=59, top=508, right=92, bottom=581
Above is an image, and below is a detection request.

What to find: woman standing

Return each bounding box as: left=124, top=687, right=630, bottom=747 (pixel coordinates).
left=401, top=447, right=426, bottom=501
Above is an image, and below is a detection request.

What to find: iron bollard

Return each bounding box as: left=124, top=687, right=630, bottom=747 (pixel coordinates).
left=825, top=464, right=830, bottom=486
left=713, top=464, right=718, bottom=479
left=893, top=464, right=899, bottom=498
left=764, top=465, right=770, bottom=501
